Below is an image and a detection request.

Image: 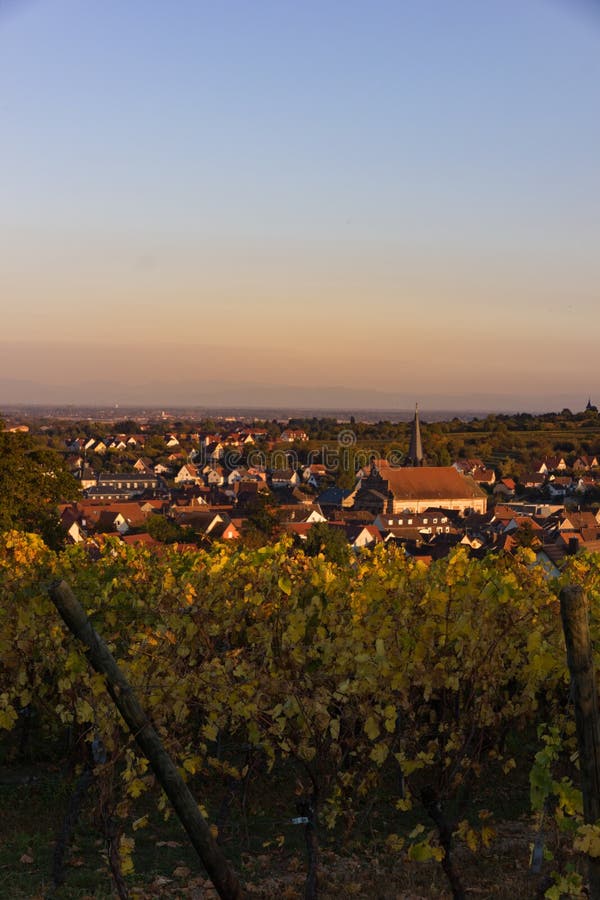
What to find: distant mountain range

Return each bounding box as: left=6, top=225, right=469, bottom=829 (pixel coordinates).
left=0, top=376, right=583, bottom=414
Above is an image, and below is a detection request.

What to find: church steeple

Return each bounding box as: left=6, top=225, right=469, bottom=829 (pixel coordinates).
left=406, top=403, right=423, bottom=467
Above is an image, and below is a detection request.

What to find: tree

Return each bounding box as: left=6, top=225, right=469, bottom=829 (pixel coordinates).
left=303, top=522, right=350, bottom=565
left=146, top=514, right=191, bottom=544
left=0, top=422, right=80, bottom=547
left=113, top=419, right=138, bottom=434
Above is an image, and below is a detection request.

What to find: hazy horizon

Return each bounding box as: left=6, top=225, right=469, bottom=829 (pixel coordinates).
left=1, top=1, right=599, bottom=405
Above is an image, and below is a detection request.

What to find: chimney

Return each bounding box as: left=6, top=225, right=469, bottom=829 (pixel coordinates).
left=568, top=537, right=579, bottom=555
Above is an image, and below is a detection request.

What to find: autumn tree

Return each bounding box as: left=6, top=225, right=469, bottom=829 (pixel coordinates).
left=0, top=421, right=80, bottom=547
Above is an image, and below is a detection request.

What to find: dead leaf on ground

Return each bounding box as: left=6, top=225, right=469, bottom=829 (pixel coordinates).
left=173, top=865, right=191, bottom=878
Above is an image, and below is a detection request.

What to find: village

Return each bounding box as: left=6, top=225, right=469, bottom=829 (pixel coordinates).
left=14, top=403, right=594, bottom=573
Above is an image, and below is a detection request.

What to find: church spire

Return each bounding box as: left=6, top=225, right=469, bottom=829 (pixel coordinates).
left=406, top=403, right=423, bottom=467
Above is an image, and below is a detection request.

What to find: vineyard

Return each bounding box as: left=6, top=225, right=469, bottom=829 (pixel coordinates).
left=1, top=533, right=600, bottom=898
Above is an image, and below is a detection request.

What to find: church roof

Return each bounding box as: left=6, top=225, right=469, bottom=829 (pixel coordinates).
left=375, top=464, right=487, bottom=501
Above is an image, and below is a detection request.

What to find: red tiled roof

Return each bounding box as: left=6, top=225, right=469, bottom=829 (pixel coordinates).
left=376, top=464, right=487, bottom=501
left=121, top=533, right=160, bottom=546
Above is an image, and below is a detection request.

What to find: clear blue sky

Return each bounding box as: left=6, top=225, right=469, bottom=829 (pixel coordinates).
left=1, top=0, right=599, bottom=410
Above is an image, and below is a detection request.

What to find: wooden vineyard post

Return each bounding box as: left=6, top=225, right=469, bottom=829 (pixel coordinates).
left=48, top=580, right=245, bottom=900
left=560, top=585, right=600, bottom=899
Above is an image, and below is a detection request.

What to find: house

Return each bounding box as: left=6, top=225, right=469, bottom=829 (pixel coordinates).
left=534, top=456, right=567, bottom=475
left=575, top=476, right=597, bottom=494
left=341, top=523, right=383, bottom=549
left=502, top=516, right=544, bottom=537
left=154, top=463, right=174, bottom=476
left=520, top=472, right=546, bottom=489
left=373, top=509, right=456, bottom=538
left=127, top=435, right=146, bottom=449
left=270, top=469, right=301, bottom=488
left=547, top=476, right=573, bottom=499
left=205, top=441, right=225, bottom=461
left=280, top=429, right=309, bottom=443
left=85, top=473, right=166, bottom=500
left=141, top=499, right=171, bottom=514
left=302, top=464, right=328, bottom=487
left=453, top=458, right=486, bottom=476
left=227, top=467, right=249, bottom=485
left=223, top=433, right=243, bottom=447
left=282, top=522, right=314, bottom=541
left=493, top=478, right=516, bottom=499
left=573, top=457, right=592, bottom=472
left=471, top=467, right=496, bottom=487
left=85, top=501, right=150, bottom=530
left=206, top=466, right=226, bottom=487
left=210, top=520, right=241, bottom=541
left=558, top=511, right=600, bottom=535
left=95, top=510, right=130, bottom=534
left=172, top=508, right=232, bottom=538
left=201, top=433, right=223, bottom=448
left=175, top=463, right=203, bottom=485
left=108, top=438, right=128, bottom=452
left=493, top=502, right=565, bottom=520
left=231, top=481, right=259, bottom=502
left=59, top=504, right=85, bottom=543
left=277, top=504, right=326, bottom=524
left=317, top=486, right=352, bottom=516
left=134, top=457, right=154, bottom=474
left=460, top=532, right=488, bottom=550
left=75, top=467, right=97, bottom=490
left=247, top=465, right=268, bottom=481
left=304, top=507, right=327, bottom=523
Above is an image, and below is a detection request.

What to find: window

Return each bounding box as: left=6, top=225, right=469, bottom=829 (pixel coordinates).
left=423, top=518, right=428, bottom=524
left=388, top=519, right=393, bottom=525
left=408, top=518, right=413, bottom=525
left=433, top=518, right=437, bottom=523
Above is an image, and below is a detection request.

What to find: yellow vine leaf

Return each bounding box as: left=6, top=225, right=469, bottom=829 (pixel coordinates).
left=574, top=824, right=600, bottom=858
left=119, top=835, right=135, bottom=875
left=370, top=743, right=389, bottom=765
left=127, top=778, right=146, bottom=799
left=364, top=716, right=380, bottom=740
left=203, top=722, right=219, bottom=741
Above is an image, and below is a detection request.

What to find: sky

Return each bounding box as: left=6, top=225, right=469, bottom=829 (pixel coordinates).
left=1, top=0, right=599, bottom=412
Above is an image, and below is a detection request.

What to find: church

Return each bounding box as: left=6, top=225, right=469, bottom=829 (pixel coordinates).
left=351, top=405, right=488, bottom=516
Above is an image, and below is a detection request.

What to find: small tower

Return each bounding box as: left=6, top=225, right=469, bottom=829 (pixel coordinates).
left=406, top=403, right=424, bottom=467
